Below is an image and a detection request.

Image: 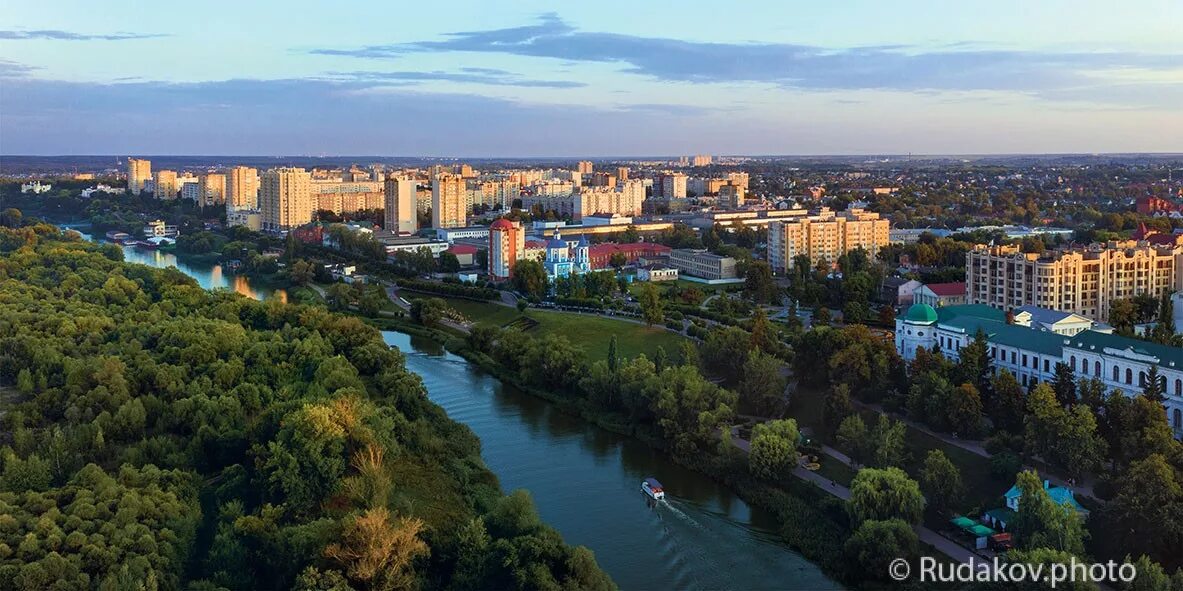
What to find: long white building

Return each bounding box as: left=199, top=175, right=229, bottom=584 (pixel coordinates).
left=896, top=303, right=1183, bottom=438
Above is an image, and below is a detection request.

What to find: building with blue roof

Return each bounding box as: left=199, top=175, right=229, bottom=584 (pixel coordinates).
left=1003, top=480, right=1088, bottom=516
left=896, top=303, right=1183, bottom=438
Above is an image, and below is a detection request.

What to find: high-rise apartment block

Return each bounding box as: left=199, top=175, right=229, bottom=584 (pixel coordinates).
left=226, top=166, right=259, bottom=210
left=311, top=181, right=384, bottom=214
left=260, top=167, right=313, bottom=232
left=153, top=170, right=178, bottom=199
left=616, top=167, right=630, bottom=181
left=432, top=173, right=467, bottom=229
left=127, top=158, right=151, bottom=195
left=966, top=241, right=1183, bottom=322
left=662, top=173, right=688, bottom=199
left=691, top=154, right=713, bottom=167
left=767, top=208, right=890, bottom=272
left=198, top=173, right=226, bottom=207
left=384, top=176, right=418, bottom=235
left=488, top=218, right=525, bottom=280
left=576, top=161, right=594, bottom=174
left=718, top=183, right=745, bottom=208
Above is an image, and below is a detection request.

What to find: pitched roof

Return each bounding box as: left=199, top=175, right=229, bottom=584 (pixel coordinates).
left=1067, top=330, right=1183, bottom=370
left=923, top=282, right=967, bottom=296
left=446, top=244, right=478, bottom=255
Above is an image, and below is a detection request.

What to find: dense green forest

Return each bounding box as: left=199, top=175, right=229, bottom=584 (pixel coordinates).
left=0, top=218, right=613, bottom=590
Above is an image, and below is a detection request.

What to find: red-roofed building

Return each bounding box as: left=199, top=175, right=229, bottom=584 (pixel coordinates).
left=915, top=282, right=967, bottom=308
left=587, top=242, right=671, bottom=269
left=446, top=243, right=479, bottom=266
left=1137, top=196, right=1181, bottom=215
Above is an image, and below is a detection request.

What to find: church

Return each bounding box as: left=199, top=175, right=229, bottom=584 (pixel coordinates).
left=543, top=231, right=592, bottom=280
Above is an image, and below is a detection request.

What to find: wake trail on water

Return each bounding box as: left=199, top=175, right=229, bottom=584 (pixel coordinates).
left=656, top=498, right=736, bottom=590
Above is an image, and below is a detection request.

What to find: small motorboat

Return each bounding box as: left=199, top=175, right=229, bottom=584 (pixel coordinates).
left=642, top=477, right=665, bottom=500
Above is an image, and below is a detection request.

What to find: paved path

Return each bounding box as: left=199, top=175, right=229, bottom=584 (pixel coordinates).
left=730, top=428, right=979, bottom=565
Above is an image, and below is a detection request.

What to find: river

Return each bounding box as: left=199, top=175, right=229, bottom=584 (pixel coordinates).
left=88, top=229, right=840, bottom=590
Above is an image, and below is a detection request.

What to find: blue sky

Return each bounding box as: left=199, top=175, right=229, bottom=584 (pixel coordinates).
left=1, top=0, right=1180, bottom=156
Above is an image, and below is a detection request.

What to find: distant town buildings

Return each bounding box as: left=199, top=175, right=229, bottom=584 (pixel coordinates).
left=19, top=180, right=52, bottom=194
left=690, top=154, right=713, bottom=167
left=766, top=208, right=891, bottom=273
left=432, top=173, right=467, bottom=229
left=384, top=176, right=418, bottom=235
left=127, top=157, right=151, bottom=195
left=966, top=241, right=1183, bottom=322
left=311, top=180, right=384, bottom=214
left=260, top=167, right=313, bottom=232
left=198, top=173, right=226, bottom=207
left=576, top=160, right=594, bottom=175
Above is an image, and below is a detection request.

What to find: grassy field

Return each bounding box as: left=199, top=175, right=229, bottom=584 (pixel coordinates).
left=402, top=295, right=687, bottom=361
left=526, top=308, right=687, bottom=361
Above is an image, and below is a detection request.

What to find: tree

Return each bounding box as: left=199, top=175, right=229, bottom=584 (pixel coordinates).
left=848, top=467, right=925, bottom=525
left=410, top=297, right=449, bottom=328
left=844, top=519, right=920, bottom=581
left=1012, top=470, right=1087, bottom=555
left=701, top=326, right=753, bottom=384
left=609, top=252, right=627, bottom=269
left=1143, top=365, right=1166, bottom=403
left=749, top=419, right=800, bottom=480
left=326, top=283, right=354, bottom=311
left=946, top=382, right=984, bottom=437
left=1110, top=298, right=1138, bottom=335
left=744, top=260, right=777, bottom=304
left=920, top=450, right=963, bottom=517
left=0, top=207, right=22, bottom=228
left=1052, top=362, right=1077, bottom=406
left=835, top=415, right=869, bottom=467
left=1121, top=555, right=1172, bottom=591
left=511, top=259, right=548, bottom=298
left=325, top=507, right=429, bottom=591
left=992, top=370, right=1026, bottom=433
left=739, top=351, right=787, bottom=416
left=289, top=259, right=315, bottom=286
left=607, top=335, right=619, bottom=373
left=868, top=414, right=908, bottom=468
left=678, top=340, right=699, bottom=368
left=877, top=306, right=896, bottom=326
left=438, top=251, right=461, bottom=273
left=955, top=328, right=993, bottom=405
left=1025, top=384, right=1106, bottom=477
left=637, top=281, right=664, bottom=326
left=1109, top=454, right=1183, bottom=564
left=813, top=307, right=832, bottom=327
left=823, top=384, right=855, bottom=436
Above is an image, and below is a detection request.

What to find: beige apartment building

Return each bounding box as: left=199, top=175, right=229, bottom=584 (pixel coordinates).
left=521, top=180, right=644, bottom=221
left=198, top=173, right=226, bottom=207
left=431, top=173, right=467, bottom=229
left=311, top=180, right=384, bottom=215
left=767, top=207, right=891, bottom=272
left=260, top=167, right=313, bottom=232
left=153, top=170, right=178, bottom=199
left=662, top=173, right=688, bottom=199
left=966, top=241, right=1183, bottom=322
left=718, top=183, right=745, bottom=208
left=576, top=160, right=594, bottom=174
left=127, top=157, right=151, bottom=195
left=226, top=166, right=259, bottom=210
left=384, top=176, right=418, bottom=235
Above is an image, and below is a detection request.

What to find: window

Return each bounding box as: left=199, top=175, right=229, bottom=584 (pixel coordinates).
left=1022, top=354, right=1028, bottom=367
left=1174, top=408, right=1182, bottom=429
left=1011, top=351, right=1016, bottom=363
left=1096, top=361, right=1101, bottom=376
left=1070, top=355, right=1077, bottom=371
left=1114, top=366, right=1120, bottom=381
left=1044, top=359, right=1050, bottom=372
left=1175, top=379, right=1181, bottom=397
left=1127, top=368, right=1133, bottom=385
left=1140, top=371, right=1147, bottom=387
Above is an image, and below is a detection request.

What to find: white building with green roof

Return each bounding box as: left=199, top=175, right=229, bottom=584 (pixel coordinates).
left=897, top=303, right=1183, bottom=438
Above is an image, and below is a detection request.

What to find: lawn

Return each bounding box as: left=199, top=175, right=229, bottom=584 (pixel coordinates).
left=525, top=308, right=688, bottom=362
left=405, top=295, right=521, bottom=326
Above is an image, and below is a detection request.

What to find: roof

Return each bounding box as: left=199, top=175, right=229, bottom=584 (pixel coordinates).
left=937, top=304, right=1005, bottom=323
left=1067, top=330, right=1183, bottom=370
left=490, top=218, right=515, bottom=230
left=904, top=303, right=938, bottom=323
left=525, top=239, right=547, bottom=248
left=923, top=282, right=967, bottom=297
left=1004, top=484, right=1087, bottom=513
left=940, top=314, right=1068, bottom=357
left=446, top=244, right=478, bottom=255
left=983, top=507, right=1017, bottom=523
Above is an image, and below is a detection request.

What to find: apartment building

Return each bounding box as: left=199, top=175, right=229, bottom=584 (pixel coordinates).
left=127, top=157, right=151, bottom=195
left=226, top=166, right=259, bottom=210
left=198, top=173, right=226, bottom=207
left=488, top=218, right=525, bottom=280
left=384, top=176, right=418, bottom=235
left=661, top=173, right=688, bottom=199
left=767, top=207, right=891, bottom=272
left=311, top=180, right=384, bottom=214
left=153, top=170, right=178, bottom=199
left=260, top=167, right=313, bottom=232
left=576, top=160, right=594, bottom=174
left=965, top=241, right=1183, bottom=322
left=432, top=173, right=467, bottom=229
left=718, top=183, right=745, bottom=208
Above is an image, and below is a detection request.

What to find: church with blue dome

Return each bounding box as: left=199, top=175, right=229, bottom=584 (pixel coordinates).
left=543, top=231, right=591, bottom=280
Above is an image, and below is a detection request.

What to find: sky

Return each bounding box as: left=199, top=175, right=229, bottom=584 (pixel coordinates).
left=1, top=0, right=1181, bottom=156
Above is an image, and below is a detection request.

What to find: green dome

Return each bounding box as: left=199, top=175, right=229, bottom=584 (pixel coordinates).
left=904, top=303, right=938, bottom=323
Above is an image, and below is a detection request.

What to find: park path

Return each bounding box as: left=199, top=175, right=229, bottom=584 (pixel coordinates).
left=730, top=430, right=980, bottom=566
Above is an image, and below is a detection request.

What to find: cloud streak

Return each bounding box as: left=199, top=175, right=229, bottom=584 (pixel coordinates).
left=322, top=67, right=585, bottom=88
left=309, top=13, right=1182, bottom=105
left=0, top=29, right=168, bottom=41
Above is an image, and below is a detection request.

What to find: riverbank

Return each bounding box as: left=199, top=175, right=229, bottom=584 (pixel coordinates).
left=382, top=323, right=860, bottom=586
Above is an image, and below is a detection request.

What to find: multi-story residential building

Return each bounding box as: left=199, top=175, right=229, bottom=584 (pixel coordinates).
left=127, top=157, right=151, bottom=195
left=488, top=218, right=525, bottom=280
left=521, top=181, right=645, bottom=221
left=727, top=172, right=750, bottom=191
left=691, top=154, right=713, bottom=167
left=432, top=173, right=467, bottom=229
left=896, top=303, right=1183, bottom=438
left=181, top=182, right=201, bottom=203
left=311, top=180, right=384, bottom=214
left=662, top=173, right=688, bottom=199
left=670, top=248, right=737, bottom=280
left=616, top=167, right=630, bottom=181
left=474, top=180, right=519, bottom=210
left=576, top=160, right=594, bottom=174
left=260, top=167, right=313, bottom=232
left=767, top=207, right=891, bottom=272
left=965, top=241, right=1183, bottom=322
left=226, top=166, right=259, bottom=210
left=153, top=170, right=178, bottom=199
left=198, top=173, right=226, bottom=207
left=589, top=172, right=617, bottom=187
left=383, top=176, right=418, bottom=235
left=718, top=183, right=745, bottom=208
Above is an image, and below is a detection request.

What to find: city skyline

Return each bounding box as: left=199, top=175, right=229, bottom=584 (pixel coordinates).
left=1, top=0, right=1181, bottom=156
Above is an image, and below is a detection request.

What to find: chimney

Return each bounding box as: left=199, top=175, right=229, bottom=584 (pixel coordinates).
left=1043, top=480, right=1050, bottom=490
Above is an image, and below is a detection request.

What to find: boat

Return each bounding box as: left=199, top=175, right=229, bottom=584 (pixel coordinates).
left=642, top=477, right=665, bottom=500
